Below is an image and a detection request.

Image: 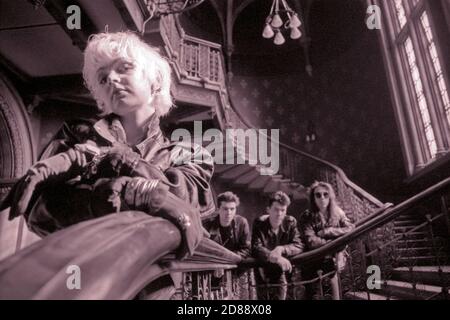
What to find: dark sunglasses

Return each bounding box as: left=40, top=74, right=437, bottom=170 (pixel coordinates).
left=314, top=192, right=329, bottom=199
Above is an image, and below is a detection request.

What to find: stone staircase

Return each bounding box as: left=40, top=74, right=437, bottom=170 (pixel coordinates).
left=213, top=163, right=303, bottom=198
left=157, top=14, right=388, bottom=211
left=394, top=214, right=449, bottom=266
left=346, top=266, right=450, bottom=300
left=346, top=212, right=450, bottom=300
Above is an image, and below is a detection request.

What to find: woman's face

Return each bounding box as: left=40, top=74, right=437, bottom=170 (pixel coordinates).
left=314, top=186, right=330, bottom=212
left=95, top=57, right=154, bottom=117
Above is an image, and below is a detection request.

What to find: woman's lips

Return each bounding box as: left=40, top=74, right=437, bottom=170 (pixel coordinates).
left=112, top=89, right=127, bottom=100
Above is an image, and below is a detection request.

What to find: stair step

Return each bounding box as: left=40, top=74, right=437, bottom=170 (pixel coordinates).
left=398, top=256, right=444, bottom=266
left=263, top=179, right=281, bottom=194
left=234, top=169, right=261, bottom=186
left=381, top=280, right=448, bottom=300
left=345, top=291, right=398, bottom=300
left=399, top=255, right=440, bottom=260
left=395, top=232, right=429, bottom=240
left=397, top=247, right=436, bottom=257
left=397, top=214, right=423, bottom=221
left=392, top=266, right=450, bottom=287
left=248, top=175, right=271, bottom=191
left=214, top=164, right=238, bottom=174
left=394, top=220, right=423, bottom=226
left=219, top=165, right=254, bottom=181
left=396, top=239, right=441, bottom=248
left=393, top=226, right=422, bottom=233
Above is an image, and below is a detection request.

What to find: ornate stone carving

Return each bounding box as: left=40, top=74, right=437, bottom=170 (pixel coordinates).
left=0, top=75, right=34, bottom=179
left=0, top=95, right=23, bottom=178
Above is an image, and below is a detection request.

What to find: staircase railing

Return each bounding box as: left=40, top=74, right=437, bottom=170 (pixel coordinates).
left=2, top=174, right=448, bottom=299
left=3, top=13, right=433, bottom=300
left=159, top=14, right=385, bottom=225
left=160, top=15, right=225, bottom=87
left=158, top=15, right=450, bottom=299
left=174, top=176, right=450, bottom=300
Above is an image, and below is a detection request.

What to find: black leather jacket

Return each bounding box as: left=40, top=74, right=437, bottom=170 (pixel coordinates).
left=299, top=209, right=354, bottom=250
left=203, top=214, right=251, bottom=259
left=26, top=113, right=215, bottom=236
left=252, top=214, right=304, bottom=263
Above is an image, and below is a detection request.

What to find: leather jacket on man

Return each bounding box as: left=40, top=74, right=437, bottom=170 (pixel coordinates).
left=203, top=214, right=251, bottom=259
left=252, top=214, right=304, bottom=262
left=299, top=209, right=354, bottom=250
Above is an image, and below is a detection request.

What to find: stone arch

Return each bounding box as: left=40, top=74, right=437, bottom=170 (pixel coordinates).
left=0, top=72, right=39, bottom=260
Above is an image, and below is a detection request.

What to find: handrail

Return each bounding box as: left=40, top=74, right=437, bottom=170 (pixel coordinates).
left=3, top=171, right=448, bottom=271
left=274, top=140, right=384, bottom=207
left=240, top=175, right=450, bottom=268
left=5, top=174, right=447, bottom=279
left=354, top=202, right=394, bottom=226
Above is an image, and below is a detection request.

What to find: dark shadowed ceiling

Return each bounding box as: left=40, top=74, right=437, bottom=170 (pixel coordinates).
left=0, top=0, right=370, bottom=106
left=181, top=0, right=368, bottom=76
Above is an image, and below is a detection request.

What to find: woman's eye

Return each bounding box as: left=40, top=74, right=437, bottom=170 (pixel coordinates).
left=120, top=63, right=134, bottom=72
left=99, top=76, right=107, bottom=85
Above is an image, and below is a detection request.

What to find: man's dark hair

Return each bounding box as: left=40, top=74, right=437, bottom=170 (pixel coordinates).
left=217, top=191, right=240, bottom=208
left=268, top=191, right=291, bottom=207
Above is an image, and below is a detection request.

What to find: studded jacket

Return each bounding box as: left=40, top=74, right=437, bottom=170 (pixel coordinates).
left=26, top=113, right=215, bottom=237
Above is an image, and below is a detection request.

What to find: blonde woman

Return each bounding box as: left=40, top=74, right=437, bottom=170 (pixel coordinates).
left=0, top=31, right=217, bottom=299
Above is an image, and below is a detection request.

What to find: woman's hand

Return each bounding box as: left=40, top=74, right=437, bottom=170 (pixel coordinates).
left=123, top=177, right=203, bottom=259
left=90, top=177, right=132, bottom=215
left=151, top=191, right=203, bottom=260
left=96, top=144, right=141, bottom=177
left=0, top=148, right=89, bottom=219
left=317, top=229, right=326, bottom=238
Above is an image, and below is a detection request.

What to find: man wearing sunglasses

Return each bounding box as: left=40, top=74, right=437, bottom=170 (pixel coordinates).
left=300, top=181, right=354, bottom=299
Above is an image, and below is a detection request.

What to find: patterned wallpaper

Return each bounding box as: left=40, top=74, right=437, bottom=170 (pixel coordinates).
left=229, top=32, right=406, bottom=201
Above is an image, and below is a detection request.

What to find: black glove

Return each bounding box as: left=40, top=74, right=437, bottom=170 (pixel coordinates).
left=0, top=148, right=89, bottom=220
left=123, top=178, right=203, bottom=260
left=90, top=177, right=132, bottom=216
left=95, top=144, right=141, bottom=178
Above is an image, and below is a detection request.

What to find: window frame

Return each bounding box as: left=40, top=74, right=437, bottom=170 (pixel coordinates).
left=371, top=0, right=450, bottom=177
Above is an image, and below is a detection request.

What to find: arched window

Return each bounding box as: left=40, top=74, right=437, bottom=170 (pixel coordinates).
left=373, top=0, right=450, bottom=175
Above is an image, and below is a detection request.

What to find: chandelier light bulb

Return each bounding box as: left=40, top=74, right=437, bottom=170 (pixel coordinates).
left=274, top=30, right=285, bottom=45
left=262, top=23, right=275, bottom=38
left=306, top=64, right=313, bottom=76
left=271, top=13, right=283, bottom=28
left=289, top=13, right=301, bottom=28
left=290, top=27, right=301, bottom=39
left=263, top=0, right=303, bottom=45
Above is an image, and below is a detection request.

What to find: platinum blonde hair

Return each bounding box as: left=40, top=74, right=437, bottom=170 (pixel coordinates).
left=82, top=31, right=173, bottom=116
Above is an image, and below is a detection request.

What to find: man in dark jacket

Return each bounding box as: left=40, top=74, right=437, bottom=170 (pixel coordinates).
left=203, top=191, right=251, bottom=298
left=252, top=191, right=304, bottom=300
left=203, top=191, right=251, bottom=259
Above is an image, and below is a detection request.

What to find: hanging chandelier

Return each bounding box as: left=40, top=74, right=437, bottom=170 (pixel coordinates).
left=262, top=0, right=302, bottom=45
